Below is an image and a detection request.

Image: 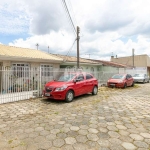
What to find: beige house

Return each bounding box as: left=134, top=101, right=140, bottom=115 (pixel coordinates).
left=0, top=44, right=63, bottom=69
left=0, top=44, right=63, bottom=103
left=111, top=54, right=150, bottom=76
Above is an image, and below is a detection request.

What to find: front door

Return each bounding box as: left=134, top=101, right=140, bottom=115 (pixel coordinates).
left=73, top=74, right=85, bottom=96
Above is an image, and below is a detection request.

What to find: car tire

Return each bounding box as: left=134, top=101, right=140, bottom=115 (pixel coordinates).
left=65, top=90, right=74, bottom=103
left=148, top=80, right=149, bottom=83
left=123, top=83, right=127, bottom=89
left=92, top=86, right=98, bottom=95
left=131, top=82, right=134, bottom=87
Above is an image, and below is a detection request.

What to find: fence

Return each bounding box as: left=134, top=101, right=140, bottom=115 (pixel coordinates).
left=0, top=66, right=146, bottom=104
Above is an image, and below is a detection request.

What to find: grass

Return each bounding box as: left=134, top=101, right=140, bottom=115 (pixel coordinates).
left=8, top=140, right=13, bottom=144
left=54, top=112, right=59, bottom=115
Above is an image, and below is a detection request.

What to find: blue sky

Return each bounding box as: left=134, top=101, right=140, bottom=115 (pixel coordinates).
left=0, top=0, right=150, bottom=60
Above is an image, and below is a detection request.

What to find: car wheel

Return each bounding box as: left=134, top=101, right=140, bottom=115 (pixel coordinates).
left=123, top=83, right=127, bottom=89
left=131, top=82, right=134, bottom=87
left=143, top=79, right=145, bottom=84
left=92, top=86, right=98, bottom=95
left=148, top=80, right=149, bottom=83
left=65, top=90, right=74, bottom=103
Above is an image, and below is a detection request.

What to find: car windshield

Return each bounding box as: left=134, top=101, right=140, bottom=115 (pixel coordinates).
left=57, top=74, right=76, bottom=82
left=133, top=74, right=144, bottom=77
left=111, top=74, right=125, bottom=79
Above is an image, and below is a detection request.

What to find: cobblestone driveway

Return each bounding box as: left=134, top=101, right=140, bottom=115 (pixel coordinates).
left=0, top=83, right=150, bottom=150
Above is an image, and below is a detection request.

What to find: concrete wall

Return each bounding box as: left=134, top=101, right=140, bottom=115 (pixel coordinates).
left=99, top=65, right=119, bottom=73
left=111, top=55, right=148, bottom=67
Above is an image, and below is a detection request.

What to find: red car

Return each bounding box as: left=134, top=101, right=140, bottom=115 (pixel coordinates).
left=43, top=72, right=98, bottom=102
left=107, top=74, right=134, bottom=88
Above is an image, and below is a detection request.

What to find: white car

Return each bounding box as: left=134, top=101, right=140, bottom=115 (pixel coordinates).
left=133, top=74, right=149, bottom=83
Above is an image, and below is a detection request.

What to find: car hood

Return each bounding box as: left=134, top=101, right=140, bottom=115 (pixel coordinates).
left=108, top=79, right=123, bottom=83
left=45, top=81, right=70, bottom=88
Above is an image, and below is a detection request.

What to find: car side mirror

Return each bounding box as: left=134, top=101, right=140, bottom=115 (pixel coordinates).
left=73, top=79, right=80, bottom=82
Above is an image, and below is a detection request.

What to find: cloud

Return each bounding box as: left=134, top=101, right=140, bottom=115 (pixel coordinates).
left=1, top=0, right=150, bottom=61
left=0, top=1, right=29, bottom=35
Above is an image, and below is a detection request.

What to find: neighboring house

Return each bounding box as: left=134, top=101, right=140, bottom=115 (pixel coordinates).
left=53, top=54, right=131, bottom=84
left=53, top=54, right=102, bottom=73
left=91, top=59, right=129, bottom=73
left=111, top=54, right=150, bottom=76
left=0, top=44, right=63, bottom=103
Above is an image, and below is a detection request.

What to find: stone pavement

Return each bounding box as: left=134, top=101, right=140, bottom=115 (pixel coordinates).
left=0, top=83, right=150, bottom=150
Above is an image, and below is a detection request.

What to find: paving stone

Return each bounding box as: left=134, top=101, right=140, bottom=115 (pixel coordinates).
left=108, top=131, right=120, bottom=138
left=73, top=143, right=89, bottom=150
left=46, top=134, right=57, bottom=140
left=129, top=134, right=144, bottom=141
left=40, top=130, right=50, bottom=136
left=110, top=144, right=125, bottom=150
left=65, top=137, right=77, bottom=144
left=122, top=142, right=137, bottom=149
left=116, top=125, right=127, bottom=130
left=50, top=129, right=60, bottom=134
left=61, top=144, right=74, bottom=150
left=140, top=133, right=150, bottom=138
left=98, top=127, right=108, bottom=133
left=87, top=133, right=99, bottom=141
left=79, top=125, right=89, bottom=129
left=119, top=136, right=133, bottom=143
left=34, top=127, right=44, bottom=132
left=76, top=135, right=88, bottom=143
left=97, top=139, right=110, bottom=147
left=53, top=138, right=65, bottom=148
left=88, top=128, right=99, bottom=134
left=70, top=126, right=80, bottom=131
left=133, top=141, right=149, bottom=148
left=78, top=129, right=88, bottom=135
left=107, top=125, right=118, bottom=131
left=144, top=139, right=150, bottom=145
left=34, top=135, right=45, bottom=143
left=109, top=138, right=122, bottom=145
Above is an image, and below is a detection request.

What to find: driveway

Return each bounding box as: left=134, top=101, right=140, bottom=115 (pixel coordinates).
left=0, top=83, right=150, bottom=150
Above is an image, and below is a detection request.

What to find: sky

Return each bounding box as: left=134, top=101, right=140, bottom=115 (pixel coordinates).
left=0, top=0, right=150, bottom=60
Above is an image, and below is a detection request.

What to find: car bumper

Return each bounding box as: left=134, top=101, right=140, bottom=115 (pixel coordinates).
left=43, top=90, right=67, bottom=100
left=134, top=79, right=144, bottom=82
left=107, top=82, right=124, bottom=88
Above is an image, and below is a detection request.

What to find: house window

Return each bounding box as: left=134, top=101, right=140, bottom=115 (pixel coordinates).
left=41, top=64, right=53, bottom=77
left=12, top=63, right=30, bottom=77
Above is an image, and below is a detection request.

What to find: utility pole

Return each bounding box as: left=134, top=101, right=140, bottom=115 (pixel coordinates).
left=132, top=48, right=134, bottom=68
left=48, top=46, right=49, bottom=53
left=77, top=26, right=80, bottom=69
left=36, top=43, right=39, bottom=50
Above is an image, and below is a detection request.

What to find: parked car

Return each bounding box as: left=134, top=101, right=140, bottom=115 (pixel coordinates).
left=107, top=74, right=134, bottom=88
left=133, top=73, right=149, bottom=83
left=43, top=72, right=98, bottom=102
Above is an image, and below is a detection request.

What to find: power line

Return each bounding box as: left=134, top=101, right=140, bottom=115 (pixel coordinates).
left=61, top=0, right=76, bottom=35
left=64, top=38, right=77, bottom=61
left=67, top=0, right=78, bottom=27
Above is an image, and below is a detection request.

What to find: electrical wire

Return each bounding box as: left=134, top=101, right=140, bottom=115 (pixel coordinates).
left=64, top=38, right=77, bottom=61
left=61, top=0, right=76, bottom=35
left=67, top=0, right=78, bottom=27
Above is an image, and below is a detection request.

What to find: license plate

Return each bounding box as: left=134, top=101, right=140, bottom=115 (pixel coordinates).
left=45, top=93, right=50, bottom=96
left=110, top=84, right=115, bottom=86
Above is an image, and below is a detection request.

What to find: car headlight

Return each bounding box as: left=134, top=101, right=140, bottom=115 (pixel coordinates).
left=55, top=85, right=68, bottom=91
